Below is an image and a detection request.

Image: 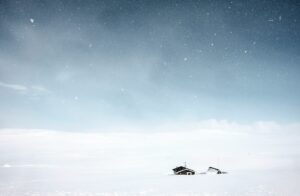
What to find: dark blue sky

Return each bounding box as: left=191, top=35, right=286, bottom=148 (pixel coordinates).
left=0, top=0, right=300, bottom=130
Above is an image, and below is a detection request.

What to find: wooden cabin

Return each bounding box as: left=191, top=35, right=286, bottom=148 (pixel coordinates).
left=207, top=166, right=227, bottom=174
left=173, top=166, right=195, bottom=175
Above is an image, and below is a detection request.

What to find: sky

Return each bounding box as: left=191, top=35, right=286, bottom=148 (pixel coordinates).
left=0, top=0, right=300, bottom=130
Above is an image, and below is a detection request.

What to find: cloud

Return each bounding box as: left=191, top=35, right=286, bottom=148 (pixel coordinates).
left=2, top=164, right=12, bottom=168
left=0, top=120, right=299, bottom=173
left=0, top=81, right=51, bottom=94
left=0, top=81, right=28, bottom=91
left=2, top=163, right=56, bottom=168
left=30, top=85, right=51, bottom=93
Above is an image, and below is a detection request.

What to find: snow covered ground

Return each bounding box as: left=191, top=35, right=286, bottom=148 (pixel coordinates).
left=1, top=169, right=300, bottom=195
left=0, top=121, right=300, bottom=195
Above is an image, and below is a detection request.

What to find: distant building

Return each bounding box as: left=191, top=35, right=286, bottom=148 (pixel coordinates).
left=207, top=167, right=227, bottom=174
left=173, top=166, right=195, bottom=175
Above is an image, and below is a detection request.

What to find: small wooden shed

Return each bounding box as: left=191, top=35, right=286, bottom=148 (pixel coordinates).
left=173, top=166, right=195, bottom=175
left=207, top=166, right=227, bottom=174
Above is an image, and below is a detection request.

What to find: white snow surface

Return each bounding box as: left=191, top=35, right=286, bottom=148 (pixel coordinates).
left=0, top=121, right=300, bottom=195
left=0, top=171, right=300, bottom=195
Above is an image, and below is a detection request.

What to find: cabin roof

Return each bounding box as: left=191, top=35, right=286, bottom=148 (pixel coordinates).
left=173, top=166, right=195, bottom=173
left=208, top=167, right=221, bottom=171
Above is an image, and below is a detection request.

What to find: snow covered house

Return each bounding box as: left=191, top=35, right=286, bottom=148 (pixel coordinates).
left=207, top=167, right=227, bottom=174
left=173, top=166, right=195, bottom=175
